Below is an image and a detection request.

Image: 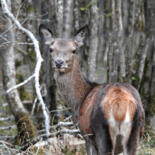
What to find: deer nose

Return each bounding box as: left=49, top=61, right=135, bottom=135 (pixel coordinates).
left=55, top=59, right=64, bottom=68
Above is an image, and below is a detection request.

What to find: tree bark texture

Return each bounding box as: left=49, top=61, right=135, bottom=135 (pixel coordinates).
left=0, top=0, right=36, bottom=145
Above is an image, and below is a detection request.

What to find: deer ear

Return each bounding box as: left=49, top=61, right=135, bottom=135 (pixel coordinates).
left=74, top=25, right=88, bottom=47
left=39, top=24, right=54, bottom=45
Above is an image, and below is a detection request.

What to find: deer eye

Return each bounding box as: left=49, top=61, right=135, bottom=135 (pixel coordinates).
left=49, top=48, right=54, bottom=53
left=72, top=50, right=76, bottom=54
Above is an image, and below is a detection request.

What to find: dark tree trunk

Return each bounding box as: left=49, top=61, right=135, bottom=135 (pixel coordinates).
left=38, top=0, right=57, bottom=122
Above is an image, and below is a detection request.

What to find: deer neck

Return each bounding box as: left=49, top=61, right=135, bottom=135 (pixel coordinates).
left=54, top=57, right=92, bottom=122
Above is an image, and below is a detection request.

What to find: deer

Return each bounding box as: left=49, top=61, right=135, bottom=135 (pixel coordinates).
left=39, top=25, right=145, bottom=155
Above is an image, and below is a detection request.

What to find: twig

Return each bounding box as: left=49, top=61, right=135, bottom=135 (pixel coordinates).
left=37, top=129, right=80, bottom=140
left=0, top=135, right=15, bottom=140
left=0, top=140, right=13, bottom=146
left=56, top=121, right=73, bottom=127
left=20, top=128, right=80, bottom=150
left=0, top=41, right=34, bottom=48
left=31, top=97, right=38, bottom=115
left=38, top=121, right=74, bottom=133
left=49, top=107, right=71, bottom=113
left=1, top=0, right=50, bottom=138
left=6, top=74, right=35, bottom=93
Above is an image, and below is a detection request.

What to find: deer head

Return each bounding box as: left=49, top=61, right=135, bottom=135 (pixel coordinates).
left=39, top=25, right=87, bottom=74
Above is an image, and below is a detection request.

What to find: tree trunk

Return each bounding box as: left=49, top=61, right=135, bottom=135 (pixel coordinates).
left=40, top=0, right=57, bottom=123
left=88, top=0, right=99, bottom=82
left=63, top=0, right=74, bottom=38
left=0, top=0, right=36, bottom=145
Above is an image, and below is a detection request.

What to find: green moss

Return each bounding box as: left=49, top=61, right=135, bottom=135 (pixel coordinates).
left=21, top=90, right=33, bottom=101
left=15, top=112, right=36, bottom=145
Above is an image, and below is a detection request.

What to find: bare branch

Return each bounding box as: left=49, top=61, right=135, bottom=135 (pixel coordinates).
left=37, top=129, right=80, bottom=139
left=6, top=74, right=35, bottom=93
left=0, top=140, right=13, bottom=146
left=1, top=0, right=50, bottom=137
left=38, top=121, right=74, bottom=133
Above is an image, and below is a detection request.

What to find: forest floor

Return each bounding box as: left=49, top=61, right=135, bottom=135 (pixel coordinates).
left=0, top=122, right=154, bottom=155
left=0, top=133, right=154, bottom=155
left=0, top=102, right=154, bottom=155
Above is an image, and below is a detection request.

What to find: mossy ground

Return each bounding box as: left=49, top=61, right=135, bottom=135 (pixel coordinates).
left=15, top=112, right=36, bottom=145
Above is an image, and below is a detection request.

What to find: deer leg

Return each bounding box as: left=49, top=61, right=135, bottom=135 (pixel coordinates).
left=94, top=125, right=112, bottom=155
left=122, top=138, right=128, bottom=155
left=85, top=138, right=98, bottom=155
left=127, top=126, right=140, bottom=155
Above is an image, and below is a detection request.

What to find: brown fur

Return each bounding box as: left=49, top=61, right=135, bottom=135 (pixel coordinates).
left=101, top=86, right=137, bottom=122
left=73, top=57, right=91, bottom=102
left=55, top=56, right=92, bottom=122
left=51, top=40, right=77, bottom=53
left=79, top=86, right=101, bottom=134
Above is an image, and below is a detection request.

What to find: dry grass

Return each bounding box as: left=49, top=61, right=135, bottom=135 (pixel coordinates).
left=0, top=131, right=154, bottom=155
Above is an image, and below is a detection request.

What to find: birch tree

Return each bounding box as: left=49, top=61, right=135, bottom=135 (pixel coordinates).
left=0, top=0, right=36, bottom=145
left=88, top=0, right=99, bottom=82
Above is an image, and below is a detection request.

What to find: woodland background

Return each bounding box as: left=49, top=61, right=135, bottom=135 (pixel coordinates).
left=0, top=0, right=155, bottom=154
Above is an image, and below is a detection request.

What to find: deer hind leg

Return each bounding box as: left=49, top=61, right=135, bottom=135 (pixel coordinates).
left=93, top=125, right=112, bottom=155
left=127, top=109, right=142, bottom=155
left=127, top=126, right=140, bottom=155
left=85, top=138, right=98, bottom=155
left=121, top=136, right=129, bottom=155
left=121, top=125, right=132, bottom=155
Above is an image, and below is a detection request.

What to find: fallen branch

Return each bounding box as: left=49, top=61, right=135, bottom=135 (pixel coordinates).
left=0, top=135, right=15, bottom=141
left=20, top=128, right=80, bottom=150
left=38, top=121, right=74, bottom=133
left=1, top=0, right=50, bottom=138
left=0, top=140, right=13, bottom=146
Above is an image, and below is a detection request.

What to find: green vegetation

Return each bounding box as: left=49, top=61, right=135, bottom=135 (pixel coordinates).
left=80, top=2, right=96, bottom=11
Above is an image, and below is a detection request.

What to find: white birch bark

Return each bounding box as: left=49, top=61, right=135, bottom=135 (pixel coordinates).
left=56, top=0, right=64, bottom=37
left=138, top=39, right=149, bottom=88
left=1, top=0, right=50, bottom=138
left=0, top=0, right=27, bottom=115
left=88, top=0, right=99, bottom=82
left=63, top=0, right=74, bottom=38
left=116, top=0, right=126, bottom=80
